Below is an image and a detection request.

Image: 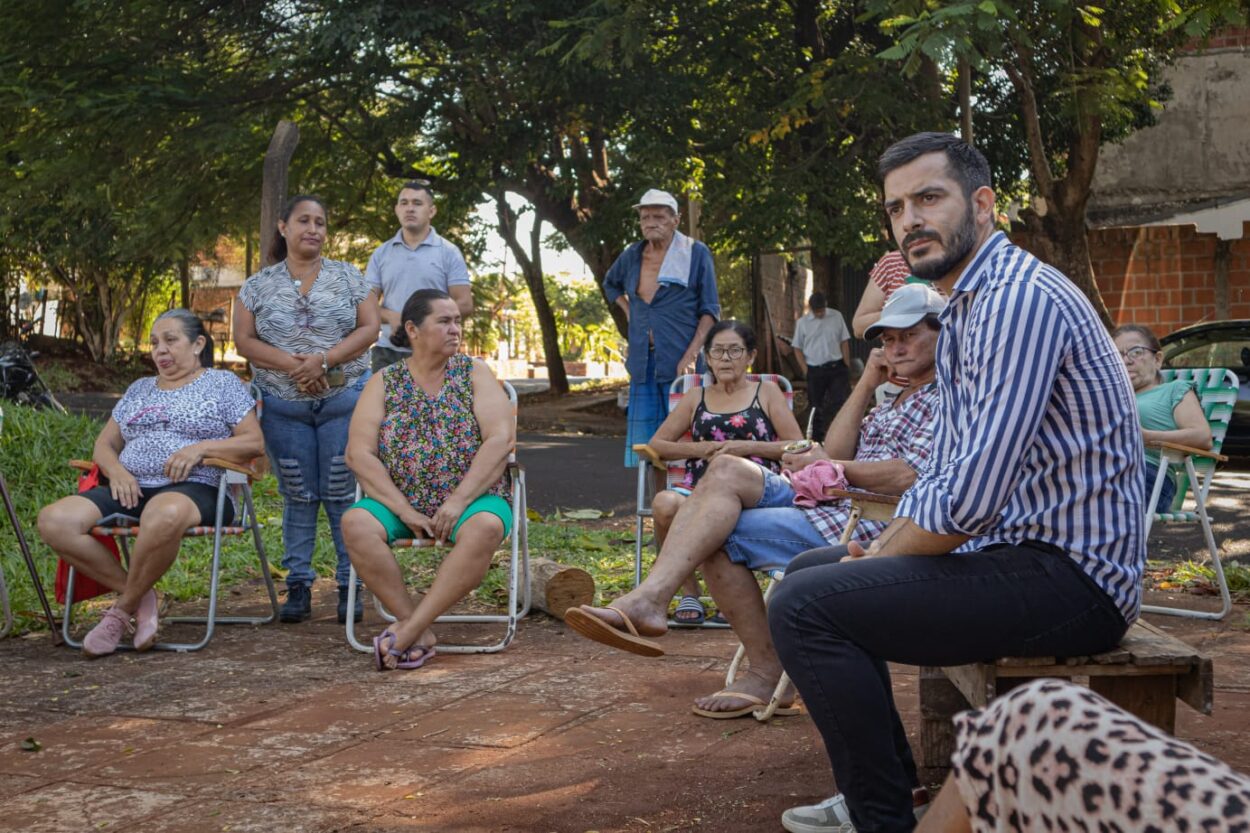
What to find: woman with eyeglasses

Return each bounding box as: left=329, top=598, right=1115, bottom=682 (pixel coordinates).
left=642, top=320, right=802, bottom=623
left=234, top=194, right=380, bottom=625
left=1112, top=325, right=1212, bottom=513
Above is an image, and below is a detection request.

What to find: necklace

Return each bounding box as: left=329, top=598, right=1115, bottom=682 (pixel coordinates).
left=286, top=258, right=322, bottom=284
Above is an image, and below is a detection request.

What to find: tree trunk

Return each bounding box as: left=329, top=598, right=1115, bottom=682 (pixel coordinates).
left=494, top=196, right=570, bottom=395
left=260, top=120, right=300, bottom=268
left=1021, top=206, right=1113, bottom=329
left=179, top=258, right=191, bottom=309
left=527, top=557, right=595, bottom=619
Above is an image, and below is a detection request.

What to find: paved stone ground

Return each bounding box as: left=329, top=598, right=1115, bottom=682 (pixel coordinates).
left=2, top=462, right=1248, bottom=832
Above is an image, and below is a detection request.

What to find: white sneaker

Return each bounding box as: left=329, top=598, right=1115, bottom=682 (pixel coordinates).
left=781, top=789, right=929, bottom=833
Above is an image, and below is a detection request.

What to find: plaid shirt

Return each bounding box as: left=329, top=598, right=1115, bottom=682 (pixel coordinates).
left=803, top=382, right=940, bottom=545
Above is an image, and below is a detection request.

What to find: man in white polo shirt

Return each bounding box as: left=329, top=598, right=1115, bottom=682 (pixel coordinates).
left=366, top=181, right=474, bottom=371
left=791, top=291, right=852, bottom=442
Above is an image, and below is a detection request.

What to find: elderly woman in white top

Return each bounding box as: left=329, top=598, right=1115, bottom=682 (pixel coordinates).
left=37, top=310, right=262, bottom=658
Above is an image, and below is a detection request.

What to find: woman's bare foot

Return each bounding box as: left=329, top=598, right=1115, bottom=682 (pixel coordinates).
left=379, top=624, right=438, bottom=670
left=692, top=669, right=794, bottom=715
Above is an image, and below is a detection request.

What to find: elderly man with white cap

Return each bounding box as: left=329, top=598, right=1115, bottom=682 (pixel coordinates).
left=603, top=188, right=721, bottom=468
left=565, top=283, right=945, bottom=724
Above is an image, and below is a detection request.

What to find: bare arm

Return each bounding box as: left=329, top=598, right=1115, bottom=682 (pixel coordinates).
left=93, top=418, right=142, bottom=510
left=858, top=515, right=970, bottom=558
left=646, top=390, right=711, bottom=460
left=450, top=284, right=474, bottom=319
left=163, top=412, right=265, bottom=483
left=676, top=313, right=716, bottom=376
left=375, top=289, right=402, bottom=332
left=852, top=280, right=886, bottom=339
left=842, top=338, right=852, bottom=369
left=232, top=299, right=299, bottom=373
left=345, top=373, right=435, bottom=539
left=327, top=295, right=381, bottom=367
left=615, top=296, right=631, bottom=321
left=839, top=458, right=918, bottom=495
left=1142, top=390, right=1213, bottom=450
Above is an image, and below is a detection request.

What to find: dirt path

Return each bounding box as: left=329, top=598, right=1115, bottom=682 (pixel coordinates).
left=1, top=580, right=1248, bottom=832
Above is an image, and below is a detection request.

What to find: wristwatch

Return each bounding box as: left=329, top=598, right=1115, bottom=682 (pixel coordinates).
left=783, top=439, right=815, bottom=454
left=320, top=352, right=329, bottom=373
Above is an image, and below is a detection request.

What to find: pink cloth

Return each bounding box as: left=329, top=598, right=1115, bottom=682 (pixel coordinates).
left=785, top=460, right=848, bottom=508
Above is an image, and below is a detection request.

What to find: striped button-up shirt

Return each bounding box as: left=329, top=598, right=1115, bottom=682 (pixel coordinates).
left=896, top=232, right=1146, bottom=622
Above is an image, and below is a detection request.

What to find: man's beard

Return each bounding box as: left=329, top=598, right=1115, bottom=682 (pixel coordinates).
left=901, top=205, right=977, bottom=282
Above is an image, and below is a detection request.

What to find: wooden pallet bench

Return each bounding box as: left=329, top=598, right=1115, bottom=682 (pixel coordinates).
left=917, top=619, right=1213, bottom=783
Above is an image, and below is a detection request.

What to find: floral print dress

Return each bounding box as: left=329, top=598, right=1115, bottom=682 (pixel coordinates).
left=377, top=354, right=509, bottom=516
left=684, top=381, right=780, bottom=486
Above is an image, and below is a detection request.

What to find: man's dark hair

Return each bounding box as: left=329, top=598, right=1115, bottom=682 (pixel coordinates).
left=808, top=292, right=826, bottom=309
left=396, top=180, right=434, bottom=202
left=877, top=132, right=991, bottom=198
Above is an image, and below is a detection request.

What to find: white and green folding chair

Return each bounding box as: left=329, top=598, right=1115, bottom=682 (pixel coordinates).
left=1142, top=367, right=1236, bottom=620
left=344, top=379, right=530, bottom=654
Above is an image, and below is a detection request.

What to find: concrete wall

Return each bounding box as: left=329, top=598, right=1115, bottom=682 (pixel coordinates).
left=1090, top=30, right=1250, bottom=226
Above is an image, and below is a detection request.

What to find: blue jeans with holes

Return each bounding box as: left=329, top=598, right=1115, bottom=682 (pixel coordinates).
left=769, top=542, right=1128, bottom=833
left=259, top=380, right=364, bottom=589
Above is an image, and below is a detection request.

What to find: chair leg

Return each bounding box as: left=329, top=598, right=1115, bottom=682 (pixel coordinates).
left=0, top=567, right=11, bottom=639
left=1142, top=457, right=1232, bottom=621
left=63, top=484, right=282, bottom=653
left=753, top=671, right=794, bottom=722
left=346, top=472, right=532, bottom=655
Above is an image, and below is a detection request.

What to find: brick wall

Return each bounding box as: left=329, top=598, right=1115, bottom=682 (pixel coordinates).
left=1192, top=26, right=1250, bottom=50
left=1014, top=223, right=1250, bottom=333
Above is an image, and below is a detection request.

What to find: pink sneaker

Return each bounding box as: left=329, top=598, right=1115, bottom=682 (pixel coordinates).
left=134, top=590, right=159, bottom=652
left=82, top=606, right=133, bottom=659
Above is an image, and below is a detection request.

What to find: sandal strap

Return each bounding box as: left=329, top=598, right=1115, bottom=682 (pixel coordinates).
left=675, top=595, right=705, bottom=613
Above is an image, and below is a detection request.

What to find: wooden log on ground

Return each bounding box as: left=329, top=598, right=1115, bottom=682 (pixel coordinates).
left=528, top=558, right=595, bottom=620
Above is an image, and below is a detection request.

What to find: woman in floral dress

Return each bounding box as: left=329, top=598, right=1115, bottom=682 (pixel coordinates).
left=342, top=289, right=514, bottom=670
left=643, top=320, right=802, bottom=624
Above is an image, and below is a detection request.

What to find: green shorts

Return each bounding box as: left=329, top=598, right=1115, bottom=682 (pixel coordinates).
left=350, top=494, right=513, bottom=546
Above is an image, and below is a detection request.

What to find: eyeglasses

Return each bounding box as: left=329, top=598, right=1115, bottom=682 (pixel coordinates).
left=1118, top=346, right=1156, bottom=363
left=707, top=345, right=747, bottom=360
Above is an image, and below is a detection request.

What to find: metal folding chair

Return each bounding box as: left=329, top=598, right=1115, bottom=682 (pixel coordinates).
left=725, top=487, right=899, bottom=721
left=631, top=373, right=794, bottom=628
left=344, top=379, right=530, bottom=655
left=60, top=454, right=281, bottom=652
left=1142, top=367, right=1237, bottom=620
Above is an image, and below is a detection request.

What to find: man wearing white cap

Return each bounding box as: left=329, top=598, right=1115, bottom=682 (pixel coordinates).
left=604, top=188, right=721, bottom=467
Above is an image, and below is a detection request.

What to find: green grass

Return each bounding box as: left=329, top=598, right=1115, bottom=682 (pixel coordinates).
left=0, top=403, right=647, bottom=634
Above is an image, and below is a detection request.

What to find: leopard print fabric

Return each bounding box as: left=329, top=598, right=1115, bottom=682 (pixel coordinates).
left=952, top=679, right=1250, bottom=832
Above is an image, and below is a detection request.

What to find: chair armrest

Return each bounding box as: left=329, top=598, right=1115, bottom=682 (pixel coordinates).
left=632, top=443, right=666, bottom=471
left=203, top=456, right=264, bottom=478
left=822, top=487, right=901, bottom=506
left=1145, top=440, right=1228, bottom=462
left=68, top=459, right=93, bottom=472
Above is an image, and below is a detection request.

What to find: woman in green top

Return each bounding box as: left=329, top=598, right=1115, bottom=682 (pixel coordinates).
left=1113, top=325, right=1212, bottom=512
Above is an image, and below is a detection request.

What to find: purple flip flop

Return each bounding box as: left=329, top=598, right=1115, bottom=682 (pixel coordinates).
left=372, top=629, right=436, bottom=671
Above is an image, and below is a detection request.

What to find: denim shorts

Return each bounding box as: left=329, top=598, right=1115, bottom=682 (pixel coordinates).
left=721, top=469, right=829, bottom=572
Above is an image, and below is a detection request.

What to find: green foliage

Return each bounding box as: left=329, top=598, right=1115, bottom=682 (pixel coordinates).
left=0, top=403, right=104, bottom=632
left=0, top=403, right=648, bottom=634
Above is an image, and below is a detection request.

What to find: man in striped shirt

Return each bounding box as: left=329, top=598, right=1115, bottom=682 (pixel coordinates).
left=771, top=132, right=1145, bottom=833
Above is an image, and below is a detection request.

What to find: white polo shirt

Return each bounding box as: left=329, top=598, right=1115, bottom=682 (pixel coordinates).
left=365, top=227, right=470, bottom=351
left=792, top=309, right=850, bottom=366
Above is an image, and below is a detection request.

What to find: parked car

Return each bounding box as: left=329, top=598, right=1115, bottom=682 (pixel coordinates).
left=1160, top=319, right=1250, bottom=458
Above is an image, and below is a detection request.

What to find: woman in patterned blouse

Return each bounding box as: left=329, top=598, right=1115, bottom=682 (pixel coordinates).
left=233, top=195, right=380, bottom=626
left=343, top=289, right=514, bottom=671
left=38, top=310, right=263, bottom=658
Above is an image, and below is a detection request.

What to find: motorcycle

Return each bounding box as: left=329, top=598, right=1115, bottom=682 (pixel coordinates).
left=0, top=340, right=67, bottom=413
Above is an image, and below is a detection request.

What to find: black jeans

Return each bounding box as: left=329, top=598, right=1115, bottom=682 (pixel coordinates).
left=768, top=543, right=1128, bottom=833
left=807, top=362, right=849, bottom=442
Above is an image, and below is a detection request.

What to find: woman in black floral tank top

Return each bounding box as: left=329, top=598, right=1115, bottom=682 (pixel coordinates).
left=641, top=321, right=802, bottom=623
